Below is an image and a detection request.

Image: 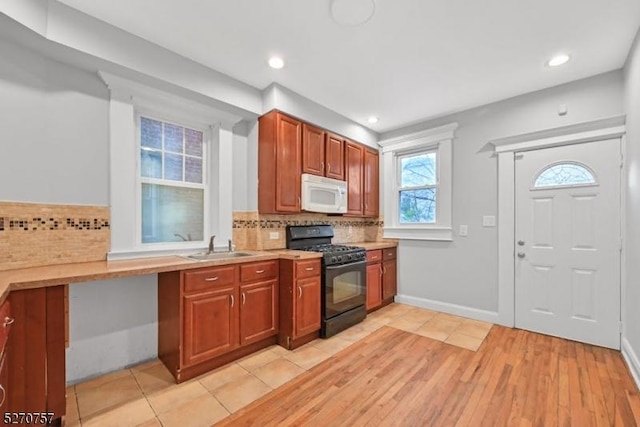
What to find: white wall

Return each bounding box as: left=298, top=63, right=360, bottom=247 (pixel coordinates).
left=0, top=37, right=109, bottom=205
left=381, top=71, right=624, bottom=315
left=66, top=276, right=158, bottom=384
left=623, top=28, right=640, bottom=386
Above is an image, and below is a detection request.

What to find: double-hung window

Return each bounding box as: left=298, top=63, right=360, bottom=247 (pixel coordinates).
left=138, top=116, right=207, bottom=244
left=380, top=123, right=457, bottom=241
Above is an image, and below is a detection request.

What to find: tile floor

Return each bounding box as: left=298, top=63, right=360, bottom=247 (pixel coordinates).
left=66, top=304, right=493, bottom=427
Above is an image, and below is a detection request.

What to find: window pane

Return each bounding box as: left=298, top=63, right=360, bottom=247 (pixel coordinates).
left=140, top=150, right=162, bottom=179
left=400, top=188, right=436, bottom=223
left=185, top=157, right=203, bottom=183
left=164, top=153, right=183, bottom=181
left=401, top=153, right=436, bottom=187
left=141, top=184, right=204, bottom=243
left=141, top=117, right=162, bottom=149
left=185, top=129, right=203, bottom=157
left=534, top=163, right=596, bottom=188
left=164, top=123, right=184, bottom=153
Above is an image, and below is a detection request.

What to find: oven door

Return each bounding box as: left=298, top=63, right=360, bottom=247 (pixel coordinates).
left=323, top=260, right=366, bottom=319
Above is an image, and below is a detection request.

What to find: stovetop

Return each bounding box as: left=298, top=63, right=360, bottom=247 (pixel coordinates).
left=286, top=225, right=366, bottom=266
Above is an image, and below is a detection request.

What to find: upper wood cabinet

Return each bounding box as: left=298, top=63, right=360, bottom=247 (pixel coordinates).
left=302, top=126, right=345, bottom=181
left=363, top=148, right=379, bottom=217
left=325, top=133, right=345, bottom=180
left=346, top=141, right=364, bottom=215
left=258, top=111, right=302, bottom=213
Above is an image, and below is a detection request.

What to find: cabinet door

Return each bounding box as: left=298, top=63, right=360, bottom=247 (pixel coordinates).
left=183, top=287, right=238, bottom=366
left=345, top=141, right=364, bottom=215
left=294, top=276, right=321, bottom=338
left=240, top=280, right=278, bottom=346
left=366, top=263, right=382, bottom=310
left=382, top=260, right=397, bottom=300
left=363, top=149, right=379, bottom=217
left=325, top=133, right=345, bottom=180
left=302, top=124, right=325, bottom=177
left=276, top=114, right=302, bottom=212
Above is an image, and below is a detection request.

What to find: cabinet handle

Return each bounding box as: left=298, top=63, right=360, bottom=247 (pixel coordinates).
left=205, top=277, right=219, bottom=282
left=0, top=384, right=4, bottom=408
left=305, top=267, right=314, bottom=271
left=256, top=269, right=265, bottom=274
left=242, top=292, right=246, bottom=305
left=3, top=317, right=14, bottom=327
left=298, top=196, right=301, bottom=206
left=321, top=162, right=325, bottom=172
left=383, top=266, right=387, bottom=274
left=298, top=286, right=302, bottom=298
left=230, top=295, right=235, bottom=307
left=327, top=162, right=330, bottom=172
left=379, top=265, right=383, bottom=276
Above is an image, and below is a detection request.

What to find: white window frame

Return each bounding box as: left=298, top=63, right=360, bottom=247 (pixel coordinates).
left=99, top=71, right=241, bottom=259
left=379, top=123, right=458, bottom=241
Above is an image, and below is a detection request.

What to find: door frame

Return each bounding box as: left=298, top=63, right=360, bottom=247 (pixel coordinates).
left=490, top=116, right=626, bottom=327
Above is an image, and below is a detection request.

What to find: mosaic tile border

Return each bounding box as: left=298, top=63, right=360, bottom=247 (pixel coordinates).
left=0, top=217, right=110, bottom=232
left=233, top=218, right=383, bottom=229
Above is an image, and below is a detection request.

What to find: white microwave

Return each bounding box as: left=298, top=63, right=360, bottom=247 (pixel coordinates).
left=301, top=173, right=347, bottom=214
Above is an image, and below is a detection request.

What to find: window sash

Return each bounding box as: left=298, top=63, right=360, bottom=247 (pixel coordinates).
left=396, top=149, right=438, bottom=189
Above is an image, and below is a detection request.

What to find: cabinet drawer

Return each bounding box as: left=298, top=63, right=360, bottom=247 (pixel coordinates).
left=240, top=260, right=278, bottom=283
left=366, top=250, right=382, bottom=263
left=295, top=259, right=321, bottom=279
left=383, top=248, right=397, bottom=260
left=184, top=266, right=236, bottom=293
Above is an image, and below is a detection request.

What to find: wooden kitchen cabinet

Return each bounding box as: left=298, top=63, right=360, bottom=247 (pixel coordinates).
left=325, top=133, right=345, bottom=180
left=382, top=248, right=398, bottom=301
left=302, top=127, right=345, bottom=181
left=346, top=141, right=364, bottom=215
left=0, top=300, right=12, bottom=416
left=259, top=111, right=302, bottom=213
left=363, top=148, right=379, bottom=217
left=279, top=258, right=322, bottom=349
left=366, top=248, right=397, bottom=312
left=5, top=287, right=66, bottom=424
left=159, top=260, right=279, bottom=382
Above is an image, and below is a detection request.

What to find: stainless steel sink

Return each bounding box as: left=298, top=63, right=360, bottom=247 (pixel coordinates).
left=184, top=251, right=254, bottom=261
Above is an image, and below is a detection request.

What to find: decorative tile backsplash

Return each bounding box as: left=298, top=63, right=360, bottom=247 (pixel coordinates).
left=0, top=202, right=110, bottom=271
left=232, top=211, right=384, bottom=250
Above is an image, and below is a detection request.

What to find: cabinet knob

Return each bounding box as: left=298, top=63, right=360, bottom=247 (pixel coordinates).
left=3, top=317, right=14, bottom=327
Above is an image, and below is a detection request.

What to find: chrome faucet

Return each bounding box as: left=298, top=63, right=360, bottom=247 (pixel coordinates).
left=208, top=235, right=215, bottom=253
left=228, top=239, right=234, bottom=252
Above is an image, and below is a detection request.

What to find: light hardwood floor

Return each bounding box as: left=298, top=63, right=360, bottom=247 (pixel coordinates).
left=218, top=324, right=640, bottom=426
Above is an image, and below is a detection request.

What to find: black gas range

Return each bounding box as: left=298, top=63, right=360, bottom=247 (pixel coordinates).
left=286, top=225, right=367, bottom=337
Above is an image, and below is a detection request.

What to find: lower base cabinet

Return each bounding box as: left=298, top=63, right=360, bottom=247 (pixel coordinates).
left=278, top=258, right=322, bottom=350
left=158, top=260, right=278, bottom=383
left=366, top=247, right=397, bottom=312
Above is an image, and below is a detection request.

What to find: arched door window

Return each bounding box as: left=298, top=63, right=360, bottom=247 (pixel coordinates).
left=532, top=162, right=597, bottom=189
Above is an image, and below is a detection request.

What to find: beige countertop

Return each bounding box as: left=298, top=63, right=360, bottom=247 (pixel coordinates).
left=0, top=241, right=397, bottom=305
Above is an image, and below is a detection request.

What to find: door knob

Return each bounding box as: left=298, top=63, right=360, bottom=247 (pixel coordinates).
left=517, top=240, right=525, bottom=246
left=517, top=252, right=526, bottom=258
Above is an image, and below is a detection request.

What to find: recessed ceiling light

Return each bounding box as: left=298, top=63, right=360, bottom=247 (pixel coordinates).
left=268, top=57, right=285, bottom=69
left=367, top=116, right=379, bottom=124
left=547, top=54, right=570, bottom=67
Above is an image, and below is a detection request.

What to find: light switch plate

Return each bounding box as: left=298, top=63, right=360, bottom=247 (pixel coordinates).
left=482, top=216, right=496, bottom=227
left=269, top=232, right=280, bottom=240
left=459, top=225, right=468, bottom=237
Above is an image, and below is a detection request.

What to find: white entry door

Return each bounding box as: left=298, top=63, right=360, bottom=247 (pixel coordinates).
left=515, top=139, right=621, bottom=349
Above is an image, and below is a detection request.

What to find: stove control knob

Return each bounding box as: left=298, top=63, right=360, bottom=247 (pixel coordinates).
left=346, top=254, right=352, bottom=261
left=331, top=257, right=337, bottom=263
left=337, top=255, right=343, bottom=262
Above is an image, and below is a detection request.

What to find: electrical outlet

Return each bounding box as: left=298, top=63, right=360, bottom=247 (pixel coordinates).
left=482, top=216, right=496, bottom=227
left=459, top=225, right=468, bottom=237
left=269, top=231, right=280, bottom=240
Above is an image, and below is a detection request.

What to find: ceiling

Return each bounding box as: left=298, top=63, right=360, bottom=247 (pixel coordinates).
left=56, top=0, right=640, bottom=133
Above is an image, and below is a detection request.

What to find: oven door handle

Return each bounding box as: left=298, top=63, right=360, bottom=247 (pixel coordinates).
left=324, top=260, right=367, bottom=270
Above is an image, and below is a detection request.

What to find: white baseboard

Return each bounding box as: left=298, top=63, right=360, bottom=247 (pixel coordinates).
left=622, top=337, right=640, bottom=392
left=395, top=294, right=499, bottom=324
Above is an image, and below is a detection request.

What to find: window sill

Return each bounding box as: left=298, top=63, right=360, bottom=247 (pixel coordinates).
left=383, top=226, right=453, bottom=241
